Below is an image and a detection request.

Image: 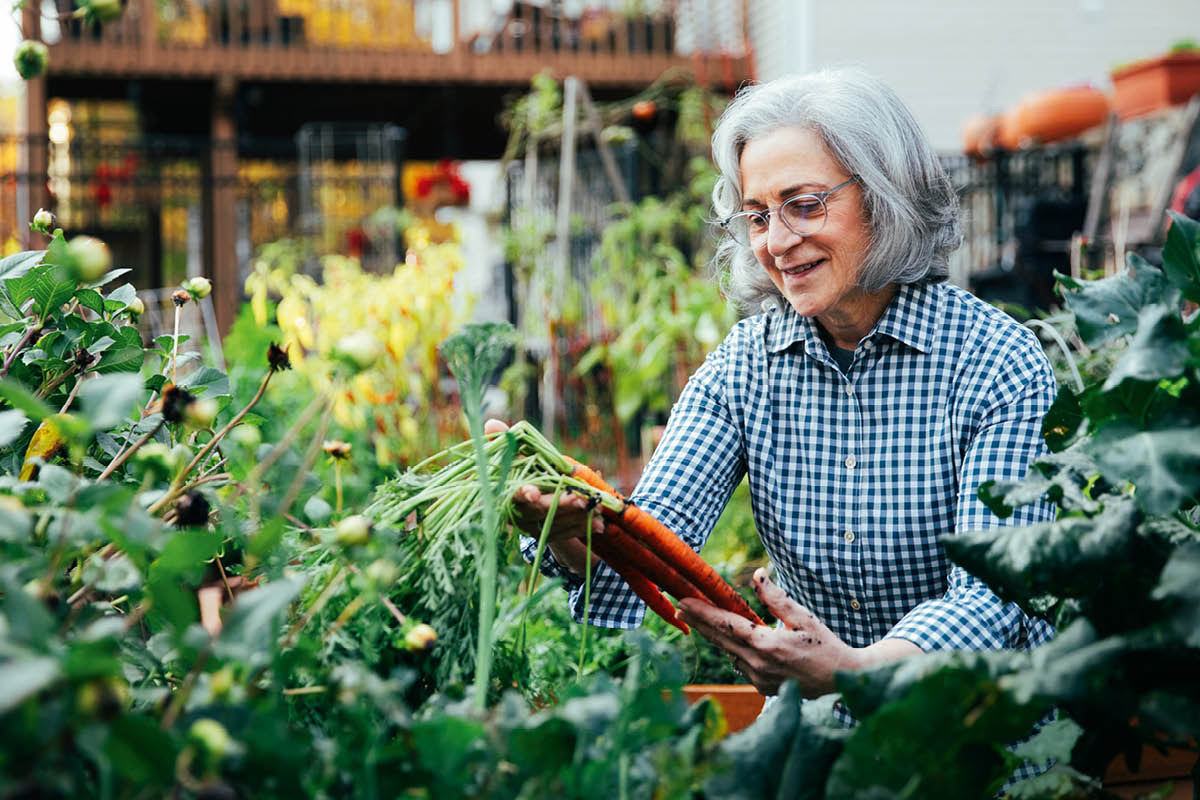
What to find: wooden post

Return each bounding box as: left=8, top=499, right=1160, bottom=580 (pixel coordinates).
left=578, top=81, right=631, bottom=205
left=542, top=75, right=578, bottom=444
left=20, top=2, right=48, bottom=249
left=208, top=76, right=239, bottom=335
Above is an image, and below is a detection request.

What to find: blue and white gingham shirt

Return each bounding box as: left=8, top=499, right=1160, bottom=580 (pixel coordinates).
left=528, top=280, right=1056, bottom=655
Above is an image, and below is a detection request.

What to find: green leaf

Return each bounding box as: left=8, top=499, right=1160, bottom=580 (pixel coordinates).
left=0, top=249, right=45, bottom=282
left=1162, top=211, right=1200, bottom=302
left=1101, top=304, right=1190, bottom=390
left=0, top=377, right=54, bottom=422
left=94, top=346, right=145, bottom=374
left=153, top=528, right=223, bottom=578
left=1042, top=385, right=1084, bottom=452
left=104, top=715, right=177, bottom=787
left=30, top=264, right=78, bottom=320
left=943, top=498, right=1141, bottom=604
left=1087, top=422, right=1200, bottom=515
left=104, top=282, right=138, bottom=311
left=78, top=373, right=145, bottom=431
left=248, top=516, right=286, bottom=559
left=301, top=496, right=331, bottom=527
left=216, top=576, right=305, bottom=662
left=178, top=365, right=230, bottom=398
left=0, top=654, right=61, bottom=714
left=84, top=267, right=132, bottom=290
left=1056, top=259, right=1171, bottom=348
left=1150, top=542, right=1200, bottom=647
left=0, top=408, right=29, bottom=447
left=1010, top=716, right=1083, bottom=764
left=76, top=287, right=106, bottom=316
left=979, top=445, right=1103, bottom=518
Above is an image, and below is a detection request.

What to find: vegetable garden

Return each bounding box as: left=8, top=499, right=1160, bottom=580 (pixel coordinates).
left=3, top=17, right=1200, bottom=798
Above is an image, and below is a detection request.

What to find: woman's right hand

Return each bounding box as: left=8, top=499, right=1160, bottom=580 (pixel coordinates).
left=486, top=418, right=604, bottom=576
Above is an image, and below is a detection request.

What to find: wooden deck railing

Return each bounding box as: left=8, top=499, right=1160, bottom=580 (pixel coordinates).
left=32, top=0, right=752, bottom=88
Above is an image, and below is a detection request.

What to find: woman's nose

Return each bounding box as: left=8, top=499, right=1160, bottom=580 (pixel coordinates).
left=765, top=214, right=803, bottom=256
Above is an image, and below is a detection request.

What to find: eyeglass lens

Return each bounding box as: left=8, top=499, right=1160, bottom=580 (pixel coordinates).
left=728, top=194, right=828, bottom=245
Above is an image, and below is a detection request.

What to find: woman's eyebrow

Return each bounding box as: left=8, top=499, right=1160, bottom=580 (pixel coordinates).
left=743, top=183, right=827, bottom=207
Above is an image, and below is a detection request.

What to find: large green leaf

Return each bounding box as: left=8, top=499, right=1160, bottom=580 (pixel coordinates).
left=28, top=264, right=78, bottom=320
left=1162, top=211, right=1200, bottom=302
left=215, top=576, right=305, bottom=664
left=828, top=655, right=1047, bottom=800
left=104, top=714, right=177, bottom=787
left=178, top=365, right=230, bottom=398
left=1056, top=258, right=1170, bottom=348
left=0, top=249, right=45, bottom=282
left=1087, top=422, right=1200, bottom=515
left=0, top=377, right=54, bottom=421
left=94, top=346, right=146, bottom=374
left=944, top=498, right=1141, bottom=604
left=1150, top=542, right=1200, bottom=648
left=1101, top=303, right=1190, bottom=390
left=0, top=654, right=61, bottom=713
left=979, top=444, right=1102, bottom=519
left=78, top=373, right=145, bottom=431
left=0, top=408, right=29, bottom=447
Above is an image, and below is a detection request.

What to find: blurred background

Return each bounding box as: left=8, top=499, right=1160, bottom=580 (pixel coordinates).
left=3, top=0, right=1200, bottom=486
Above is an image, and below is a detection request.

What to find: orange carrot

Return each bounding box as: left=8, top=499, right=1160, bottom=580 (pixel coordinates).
left=599, top=523, right=706, bottom=606
left=566, top=455, right=764, bottom=626
left=590, top=537, right=690, bottom=635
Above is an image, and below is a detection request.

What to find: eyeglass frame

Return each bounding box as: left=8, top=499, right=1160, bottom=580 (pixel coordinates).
left=718, top=175, right=861, bottom=246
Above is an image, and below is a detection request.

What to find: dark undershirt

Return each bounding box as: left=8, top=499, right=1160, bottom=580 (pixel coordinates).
left=829, top=345, right=855, bottom=373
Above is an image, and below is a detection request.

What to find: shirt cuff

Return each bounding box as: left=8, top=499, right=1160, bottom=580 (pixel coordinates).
left=519, top=533, right=585, bottom=593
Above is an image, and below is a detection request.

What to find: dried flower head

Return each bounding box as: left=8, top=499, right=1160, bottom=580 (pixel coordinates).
left=323, top=440, right=352, bottom=460
left=174, top=490, right=211, bottom=528
left=171, top=289, right=191, bottom=307
left=267, top=342, right=292, bottom=372
left=160, top=384, right=196, bottom=423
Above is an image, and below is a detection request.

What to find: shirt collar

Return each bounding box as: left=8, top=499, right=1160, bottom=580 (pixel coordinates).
left=763, top=281, right=941, bottom=355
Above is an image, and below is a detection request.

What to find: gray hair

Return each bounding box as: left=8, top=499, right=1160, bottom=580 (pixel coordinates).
left=710, top=67, right=962, bottom=312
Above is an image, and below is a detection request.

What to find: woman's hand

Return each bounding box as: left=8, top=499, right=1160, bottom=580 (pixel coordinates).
left=485, top=419, right=603, bottom=576
left=676, top=568, right=920, bottom=697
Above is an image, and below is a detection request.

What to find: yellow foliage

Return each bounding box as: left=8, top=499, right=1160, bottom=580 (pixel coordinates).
left=268, top=233, right=471, bottom=464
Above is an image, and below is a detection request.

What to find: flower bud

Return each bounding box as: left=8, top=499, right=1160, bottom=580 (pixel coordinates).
left=322, top=440, right=352, bottom=460
left=334, top=514, right=371, bottom=547
left=31, top=208, right=54, bottom=233
left=184, top=396, right=219, bottom=429
left=403, top=623, right=438, bottom=652
left=267, top=342, right=292, bottom=372
left=333, top=331, right=382, bottom=372
left=126, top=295, right=145, bottom=316
left=227, top=424, right=261, bottom=449
left=174, top=490, right=211, bottom=528
left=13, top=40, right=48, bottom=80
left=188, top=718, right=235, bottom=762
left=183, top=276, right=212, bottom=300
left=159, top=384, right=195, bottom=423
left=364, top=558, right=398, bottom=591
left=67, top=235, right=112, bottom=283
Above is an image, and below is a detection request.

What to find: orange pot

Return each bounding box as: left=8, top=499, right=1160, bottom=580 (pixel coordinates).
left=1111, top=51, right=1200, bottom=120
left=1012, top=85, right=1111, bottom=144
left=961, top=113, right=1000, bottom=158
left=682, top=684, right=765, bottom=733
left=994, top=107, right=1024, bottom=151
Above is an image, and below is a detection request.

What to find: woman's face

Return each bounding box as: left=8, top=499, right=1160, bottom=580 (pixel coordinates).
left=738, top=126, right=874, bottom=325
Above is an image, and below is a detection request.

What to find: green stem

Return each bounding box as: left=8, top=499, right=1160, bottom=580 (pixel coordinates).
left=465, top=387, right=502, bottom=713
left=578, top=508, right=594, bottom=681
left=520, top=482, right=564, bottom=654
left=98, top=417, right=166, bottom=482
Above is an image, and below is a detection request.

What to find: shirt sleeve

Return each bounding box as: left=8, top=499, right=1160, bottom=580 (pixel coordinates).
left=885, top=349, right=1058, bottom=652
left=519, top=330, right=748, bottom=628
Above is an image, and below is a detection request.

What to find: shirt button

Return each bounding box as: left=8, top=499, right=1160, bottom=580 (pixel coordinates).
left=845, top=456, right=857, bottom=469
left=844, top=530, right=855, bottom=543
left=850, top=598, right=862, bottom=611
left=844, top=384, right=854, bottom=397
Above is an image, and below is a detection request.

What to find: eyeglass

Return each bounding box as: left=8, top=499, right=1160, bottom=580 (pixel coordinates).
left=719, top=175, right=860, bottom=247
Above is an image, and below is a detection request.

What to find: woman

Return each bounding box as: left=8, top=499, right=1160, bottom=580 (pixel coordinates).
left=495, top=67, right=1056, bottom=701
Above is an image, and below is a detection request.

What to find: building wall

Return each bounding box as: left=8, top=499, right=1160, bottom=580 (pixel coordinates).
left=751, top=0, right=1200, bottom=151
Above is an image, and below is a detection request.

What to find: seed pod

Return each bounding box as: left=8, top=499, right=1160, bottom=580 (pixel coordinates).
left=171, top=289, right=191, bottom=307
left=403, top=623, right=438, bottom=652
left=175, top=490, right=211, bottom=528
left=160, top=384, right=196, bottom=423
left=334, top=514, right=371, bottom=547
left=322, top=440, right=352, bottom=460
left=267, top=342, right=292, bottom=372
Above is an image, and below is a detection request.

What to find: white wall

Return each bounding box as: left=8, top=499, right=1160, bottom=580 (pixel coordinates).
left=750, top=0, right=1200, bottom=151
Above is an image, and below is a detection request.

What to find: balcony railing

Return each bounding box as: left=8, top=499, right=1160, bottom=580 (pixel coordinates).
left=31, top=0, right=752, bottom=87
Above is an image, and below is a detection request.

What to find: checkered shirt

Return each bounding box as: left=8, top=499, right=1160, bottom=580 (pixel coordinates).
left=522, top=280, right=1057, bottom=655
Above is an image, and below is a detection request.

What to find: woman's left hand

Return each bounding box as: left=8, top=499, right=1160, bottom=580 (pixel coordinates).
left=676, top=568, right=863, bottom=698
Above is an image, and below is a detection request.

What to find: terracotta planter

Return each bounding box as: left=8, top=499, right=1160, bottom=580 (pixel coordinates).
left=1012, top=86, right=1111, bottom=145
left=682, top=684, right=765, bottom=733
left=1103, top=743, right=1197, bottom=798
left=1111, top=51, right=1200, bottom=120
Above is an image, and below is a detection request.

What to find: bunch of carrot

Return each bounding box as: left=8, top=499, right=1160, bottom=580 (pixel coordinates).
left=368, top=421, right=762, bottom=634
